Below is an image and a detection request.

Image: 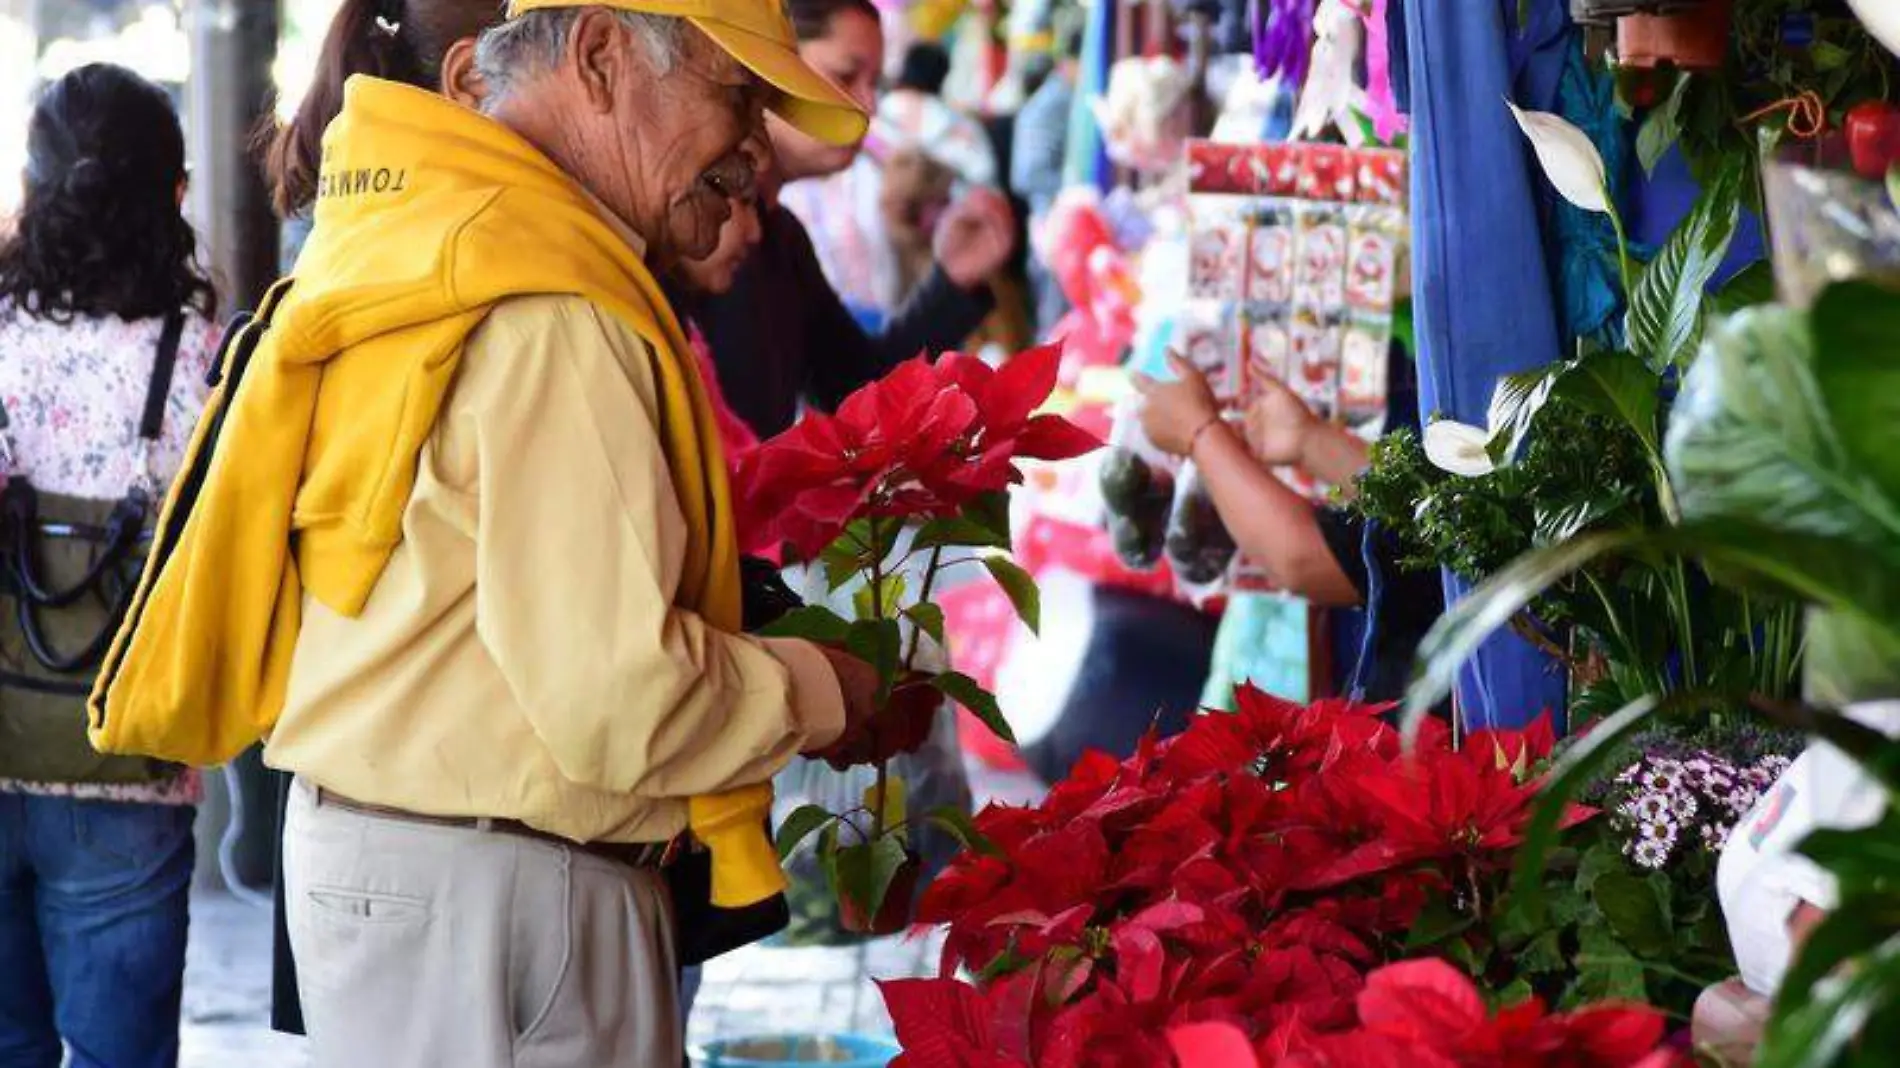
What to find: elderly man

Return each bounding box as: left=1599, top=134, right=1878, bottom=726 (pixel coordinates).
left=86, top=2, right=887, bottom=1065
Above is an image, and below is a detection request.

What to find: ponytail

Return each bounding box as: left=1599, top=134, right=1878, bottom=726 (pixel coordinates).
left=260, top=0, right=505, bottom=217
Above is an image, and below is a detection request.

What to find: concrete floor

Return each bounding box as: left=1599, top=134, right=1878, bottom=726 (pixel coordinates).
left=178, top=762, right=1043, bottom=1066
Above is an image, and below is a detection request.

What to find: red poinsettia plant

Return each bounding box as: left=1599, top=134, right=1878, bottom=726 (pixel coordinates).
left=876, top=688, right=1686, bottom=1066
left=739, top=344, right=1099, bottom=932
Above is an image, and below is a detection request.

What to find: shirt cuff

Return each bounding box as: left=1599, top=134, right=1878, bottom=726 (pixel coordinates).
left=759, top=637, right=847, bottom=749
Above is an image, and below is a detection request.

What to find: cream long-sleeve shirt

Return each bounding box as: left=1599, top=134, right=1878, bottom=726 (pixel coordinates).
left=264, top=294, right=845, bottom=845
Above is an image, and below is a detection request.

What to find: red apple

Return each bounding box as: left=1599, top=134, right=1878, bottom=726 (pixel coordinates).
left=1845, top=100, right=1900, bottom=179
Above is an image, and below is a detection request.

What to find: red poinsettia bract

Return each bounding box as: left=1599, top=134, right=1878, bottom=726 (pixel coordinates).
left=888, top=689, right=1668, bottom=1068
left=731, top=345, right=1100, bottom=559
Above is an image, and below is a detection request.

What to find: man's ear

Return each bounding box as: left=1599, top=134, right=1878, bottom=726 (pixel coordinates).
left=569, top=8, right=636, bottom=114
left=439, top=38, right=487, bottom=109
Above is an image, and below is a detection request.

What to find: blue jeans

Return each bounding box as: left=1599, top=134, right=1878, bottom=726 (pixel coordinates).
left=0, top=794, right=194, bottom=1068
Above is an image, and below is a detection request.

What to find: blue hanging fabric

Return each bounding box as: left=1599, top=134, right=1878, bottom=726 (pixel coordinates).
left=1552, top=45, right=1638, bottom=349
left=1403, top=0, right=1573, bottom=730
left=1063, top=0, right=1115, bottom=192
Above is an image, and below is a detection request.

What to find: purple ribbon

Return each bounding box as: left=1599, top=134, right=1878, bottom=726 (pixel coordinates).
left=1255, top=0, right=1316, bottom=87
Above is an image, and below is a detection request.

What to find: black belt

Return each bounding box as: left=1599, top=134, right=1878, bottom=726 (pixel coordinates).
left=313, top=787, right=681, bottom=869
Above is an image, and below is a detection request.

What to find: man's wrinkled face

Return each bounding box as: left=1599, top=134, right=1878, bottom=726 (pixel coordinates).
left=603, top=28, right=767, bottom=267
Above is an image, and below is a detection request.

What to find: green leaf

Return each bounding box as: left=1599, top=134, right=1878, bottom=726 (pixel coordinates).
left=912, top=515, right=1010, bottom=553
left=932, top=671, right=1016, bottom=744
left=1504, top=694, right=1666, bottom=923
left=1758, top=931, right=1900, bottom=1068
left=1810, top=40, right=1853, bottom=71
left=1809, top=280, right=1900, bottom=516
left=924, top=805, right=1001, bottom=857
left=966, top=491, right=1013, bottom=547
left=821, top=540, right=866, bottom=593
left=1520, top=929, right=1569, bottom=976
left=904, top=602, right=946, bottom=647
left=1484, top=365, right=1561, bottom=465
left=982, top=556, right=1041, bottom=635
left=853, top=574, right=907, bottom=620
left=1626, top=157, right=1744, bottom=372
left=759, top=605, right=854, bottom=643
left=1494, top=978, right=1536, bottom=1010
left=1403, top=531, right=1643, bottom=731
left=1709, top=259, right=1775, bottom=317
left=829, top=835, right=911, bottom=919
left=846, top=617, right=903, bottom=698
left=1560, top=350, right=1662, bottom=457
left=1636, top=72, right=1691, bottom=175
left=776, top=804, right=838, bottom=861
left=1593, top=871, right=1674, bottom=959
left=1771, top=889, right=1900, bottom=1028
left=1405, top=893, right=1474, bottom=951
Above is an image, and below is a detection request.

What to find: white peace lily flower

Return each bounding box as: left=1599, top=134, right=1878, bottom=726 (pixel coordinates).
left=1506, top=101, right=1610, bottom=215
left=1422, top=420, right=1496, bottom=478
left=1847, top=0, right=1900, bottom=59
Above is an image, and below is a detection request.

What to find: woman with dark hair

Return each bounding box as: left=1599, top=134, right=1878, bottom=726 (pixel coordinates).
left=0, top=62, right=219, bottom=1068
left=266, top=0, right=505, bottom=219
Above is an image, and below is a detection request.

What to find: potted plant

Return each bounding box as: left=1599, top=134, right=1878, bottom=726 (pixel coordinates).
left=1617, top=0, right=1734, bottom=71
left=739, top=345, right=1099, bottom=935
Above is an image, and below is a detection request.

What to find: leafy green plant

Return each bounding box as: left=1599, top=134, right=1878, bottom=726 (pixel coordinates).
left=1352, top=117, right=1800, bottom=713
left=1403, top=279, right=1900, bottom=1068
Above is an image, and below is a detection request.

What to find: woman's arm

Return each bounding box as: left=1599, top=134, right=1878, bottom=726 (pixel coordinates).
left=1134, top=354, right=1360, bottom=605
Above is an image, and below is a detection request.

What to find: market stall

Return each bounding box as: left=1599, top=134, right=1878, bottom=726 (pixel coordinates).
left=726, top=0, right=1900, bottom=1065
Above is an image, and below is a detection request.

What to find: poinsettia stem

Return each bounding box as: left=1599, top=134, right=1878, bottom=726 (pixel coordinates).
left=903, top=545, right=947, bottom=671
left=872, top=760, right=890, bottom=838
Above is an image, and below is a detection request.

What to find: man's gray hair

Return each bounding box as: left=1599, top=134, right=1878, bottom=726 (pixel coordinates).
left=474, top=8, right=689, bottom=106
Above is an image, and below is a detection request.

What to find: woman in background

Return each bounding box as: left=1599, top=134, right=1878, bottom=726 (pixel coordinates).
left=0, top=63, right=220, bottom=1068
left=677, top=0, right=1017, bottom=440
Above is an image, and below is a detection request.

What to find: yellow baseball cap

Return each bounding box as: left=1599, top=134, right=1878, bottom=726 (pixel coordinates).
left=507, top=0, right=869, bottom=146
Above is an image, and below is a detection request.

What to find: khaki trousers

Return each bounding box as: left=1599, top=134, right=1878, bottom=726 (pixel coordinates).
left=283, top=778, right=681, bottom=1067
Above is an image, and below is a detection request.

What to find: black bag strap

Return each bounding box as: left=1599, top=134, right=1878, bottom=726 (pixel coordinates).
left=139, top=310, right=186, bottom=442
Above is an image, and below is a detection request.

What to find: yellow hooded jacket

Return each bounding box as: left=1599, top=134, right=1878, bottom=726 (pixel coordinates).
left=90, top=78, right=785, bottom=907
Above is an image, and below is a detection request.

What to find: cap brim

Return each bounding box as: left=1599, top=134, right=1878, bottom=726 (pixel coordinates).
left=692, top=19, right=869, bottom=148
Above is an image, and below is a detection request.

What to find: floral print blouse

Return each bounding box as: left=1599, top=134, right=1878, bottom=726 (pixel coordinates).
left=0, top=301, right=221, bottom=805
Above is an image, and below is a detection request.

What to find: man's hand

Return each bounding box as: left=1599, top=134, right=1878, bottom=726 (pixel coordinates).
left=805, top=646, right=882, bottom=767
left=1132, top=352, right=1224, bottom=457
left=934, top=186, right=1018, bottom=291
left=1242, top=370, right=1319, bottom=467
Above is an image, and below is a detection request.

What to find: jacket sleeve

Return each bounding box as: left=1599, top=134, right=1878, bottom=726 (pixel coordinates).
left=784, top=211, right=995, bottom=412
left=463, top=297, right=846, bottom=799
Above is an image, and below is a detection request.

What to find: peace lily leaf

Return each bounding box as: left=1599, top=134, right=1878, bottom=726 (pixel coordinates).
left=1710, top=259, right=1776, bottom=317
left=1768, top=890, right=1900, bottom=1057
left=1422, top=419, right=1496, bottom=477
left=759, top=605, right=853, bottom=643
left=1667, top=305, right=1900, bottom=555
left=1505, top=693, right=1666, bottom=921
left=1758, top=930, right=1900, bottom=1068
left=776, top=804, right=837, bottom=861
left=864, top=777, right=908, bottom=832
left=1404, top=530, right=1643, bottom=734
left=1560, top=349, right=1662, bottom=457
left=1507, top=101, right=1610, bottom=214
left=982, top=556, right=1041, bottom=635
left=1485, top=366, right=1561, bottom=465
left=932, top=671, right=1016, bottom=744
left=1627, top=157, right=1743, bottom=373
left=1809, top=280, right=1900, bottom=511
left=1636, top=72, right=1691, bottom=176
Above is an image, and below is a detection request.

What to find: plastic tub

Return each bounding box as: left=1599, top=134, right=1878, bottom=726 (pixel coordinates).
left=691, top=1035, right=901, bottom=1067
